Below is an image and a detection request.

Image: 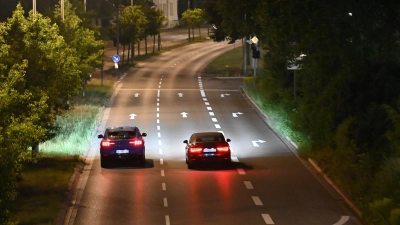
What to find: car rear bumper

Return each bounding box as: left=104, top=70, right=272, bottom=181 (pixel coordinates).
left=101, top=153, right=144, bottom=161
left=188, top=154, right=231, bottom=164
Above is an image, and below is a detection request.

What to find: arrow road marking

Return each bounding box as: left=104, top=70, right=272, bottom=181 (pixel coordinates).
left=181, top=112, right=188, bottom=118
left=252, top=140, right=266, bottom=147
left=130, top=114, right=137, bottom=119
left=134, top=93, right=140, bottom=97
left=221, top=93, right=230, bottom=97
left=177, top=93, right=184, bottom=97
left=232, top=112, right=243, bottom=117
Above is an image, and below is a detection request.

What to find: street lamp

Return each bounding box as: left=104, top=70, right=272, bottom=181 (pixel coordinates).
left=105, top=0, right=120, bottom=56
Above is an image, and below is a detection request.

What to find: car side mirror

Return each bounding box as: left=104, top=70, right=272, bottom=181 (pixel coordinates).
left=142, top=133, right=147, bottom=137
left=226, top=138, right=231, bottom=142
left=183, top=140, right=188, bottom=144
left=97, top=134, right=104, bottom=138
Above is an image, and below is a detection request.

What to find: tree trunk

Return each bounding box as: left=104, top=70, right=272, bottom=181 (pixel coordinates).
left=122, top=45, right=126, bottom=64
left=192, top=27, right=194, bottom=41
left=131, top=42, right=135, bottom=63
left=127, top=43, right=131, bottom=63
left=153, top=35, right=155, bottom=53
left=137, top=41, right=140, bottom=56
left=145, top=37, right=148, bottom=55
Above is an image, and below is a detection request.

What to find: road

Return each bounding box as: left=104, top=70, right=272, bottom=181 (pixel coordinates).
left=64, top=36, right=362, bottom=225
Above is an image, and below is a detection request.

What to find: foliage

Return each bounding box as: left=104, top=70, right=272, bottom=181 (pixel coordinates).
left=181, top=8, right=205, bottom=37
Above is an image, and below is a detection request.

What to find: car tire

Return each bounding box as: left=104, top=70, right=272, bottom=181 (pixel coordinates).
left=100, top=156, right=109, bottom=168
left=140, top=156, right=146, bottom=167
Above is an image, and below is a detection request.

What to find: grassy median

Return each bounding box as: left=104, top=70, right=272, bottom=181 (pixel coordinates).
left=10, top=39, right=245, bottom=225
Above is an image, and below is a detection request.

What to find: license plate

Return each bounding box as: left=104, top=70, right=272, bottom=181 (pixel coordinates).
left=116, top=150, right=129, bottom=154
left=203, top=148, right=216, bottom=152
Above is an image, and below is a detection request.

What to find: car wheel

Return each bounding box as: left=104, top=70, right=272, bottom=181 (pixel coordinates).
left=140, top=156, right=146, bottom=167
left=100, top=156, right=109, bottom=168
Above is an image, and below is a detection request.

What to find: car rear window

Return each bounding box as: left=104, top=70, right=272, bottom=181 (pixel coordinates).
left=193, top=134, right=224, bottom=142
left=108, top=131, right=137, bottom=140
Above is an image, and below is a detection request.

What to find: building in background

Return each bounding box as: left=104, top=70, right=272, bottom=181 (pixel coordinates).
left=153, top=0, right=178, bottom=28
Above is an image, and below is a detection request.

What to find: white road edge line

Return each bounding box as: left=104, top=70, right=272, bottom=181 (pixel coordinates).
left=333, top=216, right=350, bottom=225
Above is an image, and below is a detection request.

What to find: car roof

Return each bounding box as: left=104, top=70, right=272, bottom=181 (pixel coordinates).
left=107, top=126, right=138, bottom=132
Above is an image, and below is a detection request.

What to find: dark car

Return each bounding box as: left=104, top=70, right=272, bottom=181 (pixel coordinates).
left=184, top=132, right=232, bottom=169
left=98, top=126, right=147, bottom=168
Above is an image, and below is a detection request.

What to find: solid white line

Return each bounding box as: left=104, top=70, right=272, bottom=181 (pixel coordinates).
left=162, top=183, right=166, bottom=191
left=333, top=216, right=350, bottom=225
left=262, top=214, right=274, bottom=224
left=160, top=158, right=163, bottom=164
left=237, top=168, right=246, bottom=175
left=161, top=170, right=165, bottom=176
left=164, top=198, right=168, bottom=207
left=165, top=215, right=170, bottom=225
left=244, top=181, right=254, bottom=189
left=215, top=124, right=221, bottom=129
left=231, top=156, right=239, bottom=162
left=252, top=196, right=263, bottom=206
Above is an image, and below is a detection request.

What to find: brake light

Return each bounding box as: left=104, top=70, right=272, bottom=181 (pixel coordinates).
left=129, top=140, right=143, bottom=145
left=189, top=147, right=203, bottom=153
left=101, top=141, right=115, bottom=147
left=217, top=146, right=230, bottom=152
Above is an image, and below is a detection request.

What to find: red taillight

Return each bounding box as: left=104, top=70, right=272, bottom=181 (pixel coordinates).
left=217, top=146, right=230, bottom=152
left=189, top=147, right=203, bottom=153
left=101, top=141, right=115, bottom=147
left=129, top=140, right=143, bottom=145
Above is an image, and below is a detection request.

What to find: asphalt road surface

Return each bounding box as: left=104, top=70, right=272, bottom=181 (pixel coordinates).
left=64, top=39, right=363, bottom=225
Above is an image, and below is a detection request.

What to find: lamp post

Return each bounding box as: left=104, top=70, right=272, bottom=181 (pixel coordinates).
left=105, top=0, right=120, bottom=56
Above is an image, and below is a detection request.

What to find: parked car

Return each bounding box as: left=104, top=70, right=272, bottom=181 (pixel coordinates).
left=98, top=126, right=147, bottom=168
left=184, top=132, right=232, bottom=169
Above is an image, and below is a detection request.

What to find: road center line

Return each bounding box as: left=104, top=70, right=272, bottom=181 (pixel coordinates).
left=162, top=183, right=166, bottom=191
left=252, top=196, right=263, bottom=206
left=262, top=214, right=275, bottom=224
left=164, top=198, right=168, bottom=207
left=161, top=170, right=165, bottom=176
left=237, top=168, right=246, bottom=175
left=160, top=158, right=163, bottom=164
left=244, top=181, right=254, bottom=189
left=165, top=215, right=170, bottom=225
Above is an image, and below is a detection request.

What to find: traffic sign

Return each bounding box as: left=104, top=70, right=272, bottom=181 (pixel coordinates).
left=112, top=55, right=120, bottom=63
left=251, top=36, right=258, bottom=44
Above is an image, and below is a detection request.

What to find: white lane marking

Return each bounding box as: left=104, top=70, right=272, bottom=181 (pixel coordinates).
left=162, top=183, right=166, bottom=191
left=157, top=98, right=159, bottom=102
left=160, top=158, right=163, bottom=164
left=244, top=181, right=254, bottom=189
left=159, top=149, right=163, bottom=154
left=157, top=113, right=159, bottom=117
left=209, top=112, right=214, bottom=116
left=211, top=118, right=218, bottom=122
left=159, top=85, right=161, bottom=88
left=252, top=140, right=266, bottom=147
left=232, top=112, right=243, bottom=117
left=129, top=113, right=136, bottom=119
left=157, top=107, right=159, bottom=112
left=158, top=90, right=160, bottom=97
left=203, top=98, right=207, bottom=101
left=157, top=126, right=160, bottom=130
left=159, top=82, right=162, bottom=85
left=333, top=216, right=350, bottom=225
left=221, top=93, right=230, bottom=97
left=262, top=214, right=274, bottom=224
left=177, top=93, right=184, bottom=97
left=200, top=90, right=206, bottom=97
left=134, top=93, right=140, bottom=97
left=158, top=140, right=162, bottom=145
left=205, top=102, right=210, bottom=105
left=165, top=215, right=170, bottom=225
left=237, top=168, right=246, bottom=175
left=157, top=119, right=160, bottom=123
left=161, top=170, right=165, bottom=176
left=164, top=198, right=168, bottom=207
left=231, top=156, right=239, bottom=162
left=157, top=103, right=159, bottom=106
left=215, top=124, right=221, bottom=129
left=252, top=196, right=263, bottom=206
left=158, top=133, right=161, bottom=137
left=181, top=112, right=188, bottom=118
left=207, top=107, right=212, bottom=110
